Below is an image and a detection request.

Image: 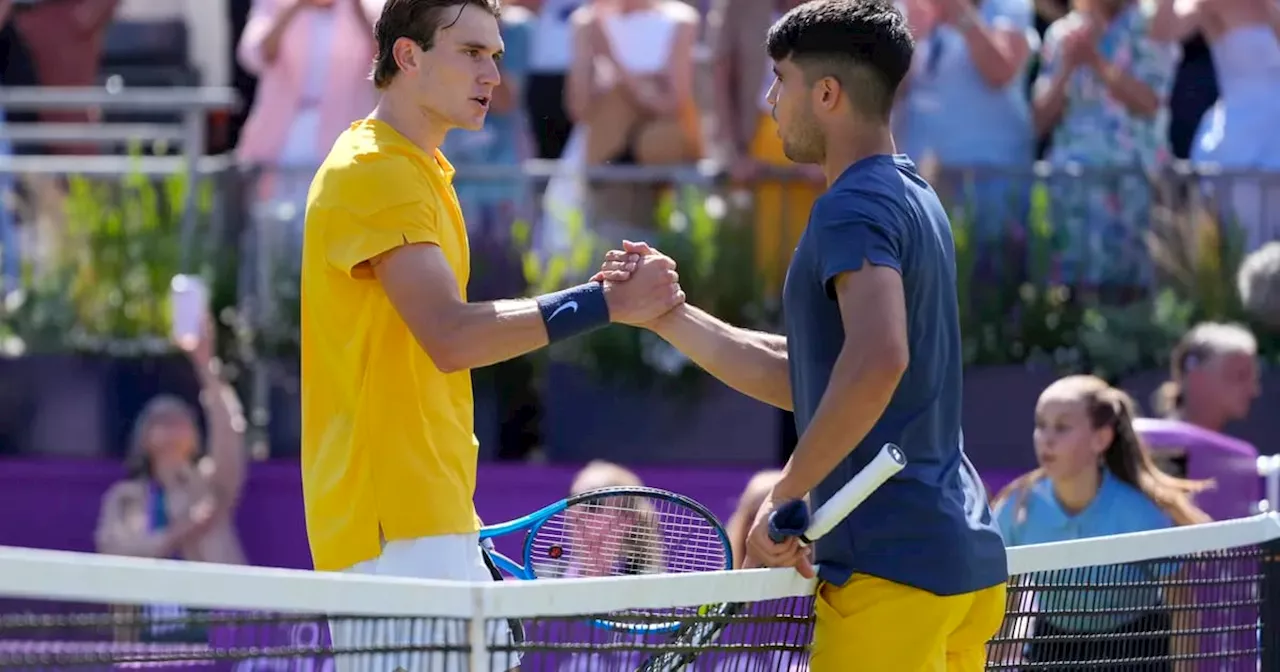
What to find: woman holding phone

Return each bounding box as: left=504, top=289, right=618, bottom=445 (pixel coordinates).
left=94, top=312, right=249, bottom=641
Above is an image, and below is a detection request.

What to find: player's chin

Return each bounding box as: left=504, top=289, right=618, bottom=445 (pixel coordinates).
left=455, top=114, right=488, bottom=132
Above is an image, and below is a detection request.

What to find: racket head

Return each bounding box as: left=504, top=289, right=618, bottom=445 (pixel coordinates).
left=522, top=486, right=732, bottom=633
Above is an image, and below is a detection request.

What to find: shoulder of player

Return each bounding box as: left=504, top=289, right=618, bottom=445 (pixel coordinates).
left=323, top=148, right=433, bottom=196
left=312, top=155, right=445, bottom=223
left=809, top=181, right=908, bottom=230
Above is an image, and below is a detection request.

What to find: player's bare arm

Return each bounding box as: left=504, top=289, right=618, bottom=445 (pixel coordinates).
left=373, top=242, right=684, bottom=373
left=648, top=305, right=792, bottom=411
left=770, top=263, right=909, bottom=502
left=595, top=242, right=792, bottom=410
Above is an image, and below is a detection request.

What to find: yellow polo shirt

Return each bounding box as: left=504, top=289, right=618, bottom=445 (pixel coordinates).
left=299, top=119, right=479, bottom=572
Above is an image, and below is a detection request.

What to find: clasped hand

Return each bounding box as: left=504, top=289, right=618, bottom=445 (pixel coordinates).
left=742, top=495, right=817, bottom=578
left=592, top=240, right=685, bottom=325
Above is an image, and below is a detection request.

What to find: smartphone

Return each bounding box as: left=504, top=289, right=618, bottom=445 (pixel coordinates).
left=169, top=274, right=208, bottom=347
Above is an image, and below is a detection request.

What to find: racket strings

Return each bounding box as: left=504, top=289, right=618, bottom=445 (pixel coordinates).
left=527, top=494, right=730, bottom=630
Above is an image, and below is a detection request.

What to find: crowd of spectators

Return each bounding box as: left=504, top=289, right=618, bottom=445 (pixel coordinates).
left=0, top=5, right=1275, bottom=659
left=226, top=0, right=1279, bottom=284
left=0, top=0, right=1276, bottom=287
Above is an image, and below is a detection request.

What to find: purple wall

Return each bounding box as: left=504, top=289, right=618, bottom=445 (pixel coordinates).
left=1, top=418, right=1259, bottom=569
left=0, top=458, right=1025, bottom=568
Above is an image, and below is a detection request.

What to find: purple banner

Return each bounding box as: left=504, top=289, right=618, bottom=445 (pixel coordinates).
left=0, top=420, right=1261, bottom=672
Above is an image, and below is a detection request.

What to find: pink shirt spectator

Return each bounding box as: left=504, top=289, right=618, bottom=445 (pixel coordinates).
left=235, top=0, right=382, bottom=168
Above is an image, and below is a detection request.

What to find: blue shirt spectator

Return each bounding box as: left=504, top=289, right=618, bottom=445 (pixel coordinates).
left=899, top=0, right=1038, bottom=168
left=994, top=468, right=1173, bottom=633
left=897, top=0, right=1038, bottom=263
left=988, top=374, right=1209, bottom=667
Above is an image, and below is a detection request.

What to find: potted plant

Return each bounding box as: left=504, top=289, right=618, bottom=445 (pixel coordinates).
left=0, top=158, right=233, bottom=459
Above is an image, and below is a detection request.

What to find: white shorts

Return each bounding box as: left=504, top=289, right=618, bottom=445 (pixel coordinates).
left=329, top=533, right=522, bottom=672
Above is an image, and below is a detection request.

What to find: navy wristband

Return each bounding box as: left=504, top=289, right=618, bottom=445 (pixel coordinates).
left=536, top=282, right=611, bottom=344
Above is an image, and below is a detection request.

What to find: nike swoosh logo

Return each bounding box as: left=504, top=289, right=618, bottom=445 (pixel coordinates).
left=548, top=301, right=579, bottom=320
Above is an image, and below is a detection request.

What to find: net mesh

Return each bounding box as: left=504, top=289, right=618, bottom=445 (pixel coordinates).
left=0, top=514, right=1277, bottom=672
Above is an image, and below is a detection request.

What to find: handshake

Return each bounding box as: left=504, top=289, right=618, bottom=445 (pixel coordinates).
left=589, top=240, right=686, bottom=327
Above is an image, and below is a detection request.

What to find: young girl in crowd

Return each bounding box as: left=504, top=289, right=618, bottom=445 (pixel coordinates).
left=554, top=461, right=663, bottom=672
left=1153, top=322, right=1260, bottom=435
left=991, top=375, right=1211, bottom=668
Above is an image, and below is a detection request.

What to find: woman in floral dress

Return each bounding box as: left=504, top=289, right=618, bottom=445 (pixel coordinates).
left=1033, top=0, right=1179, bottom=290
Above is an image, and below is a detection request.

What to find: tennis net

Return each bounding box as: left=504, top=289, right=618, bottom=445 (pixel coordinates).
left=1, top=514, right=1280, bottom=672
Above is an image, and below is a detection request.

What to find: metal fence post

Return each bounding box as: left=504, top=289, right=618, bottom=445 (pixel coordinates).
left=179, top=107, right=208, bottom=273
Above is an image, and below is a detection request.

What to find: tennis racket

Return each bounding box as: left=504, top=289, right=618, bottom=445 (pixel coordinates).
left=636, top=443, right=907, bottom=671
left=479, top=485, right=733, bottom=634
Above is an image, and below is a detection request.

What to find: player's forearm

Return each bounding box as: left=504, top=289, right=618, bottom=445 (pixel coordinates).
left=772, top=344, right=906, bottom=501
left=648, top=304, right=792, bottom=410
left=424, top=299, right=550, bottom=373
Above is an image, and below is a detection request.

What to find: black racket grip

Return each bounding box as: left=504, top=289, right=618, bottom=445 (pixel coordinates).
left=767, top=499, right=811, bottom=544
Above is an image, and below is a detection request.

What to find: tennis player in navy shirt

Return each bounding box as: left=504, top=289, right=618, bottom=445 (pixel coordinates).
left=596, top=0, right=1008, bottom=668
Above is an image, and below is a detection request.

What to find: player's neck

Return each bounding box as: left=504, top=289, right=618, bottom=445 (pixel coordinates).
left=369, top=95, right=447, bottom=156
left=820, top=125, right=897, bottom=187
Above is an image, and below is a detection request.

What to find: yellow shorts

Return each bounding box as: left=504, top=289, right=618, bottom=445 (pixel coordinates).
left=811, top=573, right=1007, bottom=672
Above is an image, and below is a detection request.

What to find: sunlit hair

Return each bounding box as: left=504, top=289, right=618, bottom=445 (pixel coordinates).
left=569, top=460, right=643, bottom=495
left=568, top=461, right=664, bottom=575
left=126, top=395, right=201, bottom=480
left=1238, top=242, right=1280, bottom=329
left=993, top=375, right=1213, bottom=528
left=764, top=0, right=913, bottom=120
left=371, top=0, right=502, bottom=89
left=1153, top=322, right=1257, bottom=417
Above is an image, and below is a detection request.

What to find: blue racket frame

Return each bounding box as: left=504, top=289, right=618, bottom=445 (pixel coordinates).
left=477, top=486, right=733, bottom=634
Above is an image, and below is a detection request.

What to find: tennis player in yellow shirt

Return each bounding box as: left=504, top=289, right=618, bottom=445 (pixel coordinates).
left=299, top=0, right=684, bottom=669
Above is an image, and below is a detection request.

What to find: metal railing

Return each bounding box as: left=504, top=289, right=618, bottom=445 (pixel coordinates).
left=0, top=86, right=241, bottom=268
left=0, top=151, right=1277, bottom=456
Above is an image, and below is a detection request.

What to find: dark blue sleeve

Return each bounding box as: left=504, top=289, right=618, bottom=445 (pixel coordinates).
left=810, top=195, right=904, bottom=299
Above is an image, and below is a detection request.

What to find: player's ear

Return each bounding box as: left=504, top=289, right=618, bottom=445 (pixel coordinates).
left=821, top=76, right=841, bottom=111
left=393, top=36, right=421, bottom=74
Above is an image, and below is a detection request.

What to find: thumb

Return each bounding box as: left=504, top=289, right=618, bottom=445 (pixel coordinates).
left=622, top=240, right=653, bottom=255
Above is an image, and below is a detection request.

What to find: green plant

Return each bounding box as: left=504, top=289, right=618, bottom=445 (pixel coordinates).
left=1144, top=198, right=1280, bottom=364
left=951, top=180, right=1083, bottom=370
left=1146, top=199, right=1247, bottom=322
left=0, top=157, right=230, bottom=358
left=1076, top=289, right=1196, bottom=381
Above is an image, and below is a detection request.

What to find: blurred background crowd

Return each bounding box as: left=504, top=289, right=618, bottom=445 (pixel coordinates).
left=0, top=0, right=1277, bottom=577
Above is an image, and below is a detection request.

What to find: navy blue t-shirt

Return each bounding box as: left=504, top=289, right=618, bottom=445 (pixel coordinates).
left=782, top=154, right=1008, bottom=596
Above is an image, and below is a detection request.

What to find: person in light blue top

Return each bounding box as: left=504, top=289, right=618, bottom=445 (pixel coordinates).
left=897, top=0, right=1038, bottom=259
left=991, top=374, right=1212, bottom=669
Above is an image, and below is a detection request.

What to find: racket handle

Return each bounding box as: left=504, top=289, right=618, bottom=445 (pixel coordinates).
left=766, top=443, right=907, bottom=545
left=768, top=499, right=810, bottom=544
left=805, top=443, right=906, bottom=542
